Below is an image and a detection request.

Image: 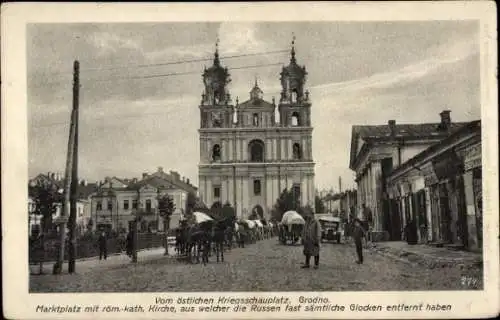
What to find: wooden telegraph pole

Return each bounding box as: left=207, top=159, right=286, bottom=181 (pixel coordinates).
left=53, top=61, right=79, bottom=274
left=68, top=60, right=80, bottom=273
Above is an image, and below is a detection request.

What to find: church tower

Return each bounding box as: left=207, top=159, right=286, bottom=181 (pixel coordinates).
left=198, top=37, right=315, bottom=219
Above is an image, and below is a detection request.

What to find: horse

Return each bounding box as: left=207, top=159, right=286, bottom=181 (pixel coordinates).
left=211, top=222, right=226, bottom=263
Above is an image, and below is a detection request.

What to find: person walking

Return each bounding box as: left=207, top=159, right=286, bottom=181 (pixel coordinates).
left=301, top=211, right=321, bottom=269
left=98, top=231, right=108, bottom=261
left=353, top=218, right=366, bottom=264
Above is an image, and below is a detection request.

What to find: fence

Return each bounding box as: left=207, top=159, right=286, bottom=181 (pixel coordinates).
left=29, top=231, right=170, bottom=264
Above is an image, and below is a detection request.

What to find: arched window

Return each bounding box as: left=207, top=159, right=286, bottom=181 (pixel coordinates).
left=292, top=143, right=302, bottom=160
left=145, top=199, right=152, bottom=212
left=248, top=140, right=265, bottom=162
left=212, top=144, right=221, bottom=162
left=291, top=112, right=300, bottom=126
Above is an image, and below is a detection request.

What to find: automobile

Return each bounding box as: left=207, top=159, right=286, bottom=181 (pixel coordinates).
left=319, top=216, right=343, bottom=243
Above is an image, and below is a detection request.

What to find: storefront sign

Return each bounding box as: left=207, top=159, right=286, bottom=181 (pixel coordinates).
left=432, top=151, right=464, bottom=180
left=464, top=143, right=482, bottom=171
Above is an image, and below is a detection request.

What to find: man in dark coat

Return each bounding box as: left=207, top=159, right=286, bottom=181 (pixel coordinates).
left=301, top=212, right=321, bottom=269
left=98, top=231, right=108, bottom=260
left=352, top=218, right=366, bottom=264
left=126, top=230, right=134, bottom=258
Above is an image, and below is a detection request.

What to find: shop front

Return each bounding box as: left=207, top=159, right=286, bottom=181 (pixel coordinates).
left=458, top=141, right=482, bottom=251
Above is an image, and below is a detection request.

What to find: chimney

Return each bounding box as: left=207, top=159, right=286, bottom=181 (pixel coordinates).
left=440, top=110, right=451, bottom=130
left=187, top=178, right=190, bottom=185
left=182, top=176, right=185, bottom=182
left=158, top=166, right=163, bottom=173
left=142, top=172, right=148, bottom=179
left=388, top=120, right=396, bottom=136
left=50, top=173, right=56, bottom=180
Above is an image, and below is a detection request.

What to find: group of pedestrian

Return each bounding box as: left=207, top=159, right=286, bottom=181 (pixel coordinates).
left=300, top=203, right=373, bottom=268
left=97, top=229, right=135, bottom=261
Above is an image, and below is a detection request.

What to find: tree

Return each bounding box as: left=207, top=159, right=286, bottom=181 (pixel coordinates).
left=271, top=188, right=298, bottom=222
left=28, top=180, right=62, bottom=235
left=158, top=194, right=175, bottom=255
left=185, top=191, right=198, bottom=215
left=315, top=195, right=326, bottom=214
left=221, top=202, right=236, bottom=221
left=28, top=179, right=62, bottom=274
left=158, top=194, right=176, bottom=232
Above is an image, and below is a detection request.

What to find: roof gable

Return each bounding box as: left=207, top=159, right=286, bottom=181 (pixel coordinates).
left=238, top=98, right=275, bottom=110
left=101, top=177, right=128, bottom=189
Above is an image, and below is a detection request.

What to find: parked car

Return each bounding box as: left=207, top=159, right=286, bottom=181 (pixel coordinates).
left=319, top=216, right=343, bottom=243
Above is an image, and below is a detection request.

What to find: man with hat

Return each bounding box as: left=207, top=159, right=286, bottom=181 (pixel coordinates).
left=301, top=209, right=321, bottom=269
left=352, top=218, right=366, bottom=264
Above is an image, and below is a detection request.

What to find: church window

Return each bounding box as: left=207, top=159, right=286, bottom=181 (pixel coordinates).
left=253, top=113, right=259, bottom=126
left=291, top=112, right=300, bottom=126
left=293, top=143, right=302, bottom=160
left=145, top=199, right=152, bottom=212
left=213, top=186, right=221, bottom=199
left=212, top=144, right=221, bottom=162
left=253, top=180, right=261, bottom=196
left=249, top=140, right=265, bottom=162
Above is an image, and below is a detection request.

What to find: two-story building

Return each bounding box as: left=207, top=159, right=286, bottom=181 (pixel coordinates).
left=349, top=111, right=468, bottom=241
left=91, top=167, right=197, bottom=232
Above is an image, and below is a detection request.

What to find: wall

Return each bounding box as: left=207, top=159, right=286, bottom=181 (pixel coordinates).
left=400, top=145, right=429, bottom=164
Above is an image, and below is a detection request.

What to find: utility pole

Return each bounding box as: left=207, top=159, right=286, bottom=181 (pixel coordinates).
left=68, top=60, right=80, bottom=274
left=53, top=61, right=78, bottom=274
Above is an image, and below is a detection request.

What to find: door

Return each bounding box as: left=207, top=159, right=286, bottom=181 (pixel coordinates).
left=438, top=183, right=452, bottom=243
left=390, top=199, right=402, bottom=240
left=472, top=168, right=482, bottom=249
left=456, top=175, right=468, bottom=247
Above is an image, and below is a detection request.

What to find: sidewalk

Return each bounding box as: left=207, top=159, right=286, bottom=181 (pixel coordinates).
left=30, top=246, right=176, bottom=276
left=365, top=241, right=483, bottom=270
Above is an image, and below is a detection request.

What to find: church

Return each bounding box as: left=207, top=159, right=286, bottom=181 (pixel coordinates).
left=198, top=39, right=315, bottom=220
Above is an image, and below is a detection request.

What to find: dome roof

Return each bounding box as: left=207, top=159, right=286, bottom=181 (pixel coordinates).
left=249, top=78, right=263, bottom=99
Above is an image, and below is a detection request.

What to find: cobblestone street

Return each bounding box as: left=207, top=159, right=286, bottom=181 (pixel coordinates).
left=30, top=237, right=482, bottom=292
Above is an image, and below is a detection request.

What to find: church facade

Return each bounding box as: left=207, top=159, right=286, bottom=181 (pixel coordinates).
left=198, top=41, right=315, bottom=219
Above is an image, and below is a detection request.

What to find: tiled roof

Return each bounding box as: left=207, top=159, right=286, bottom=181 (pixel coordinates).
left=124, top=174, right=197, bottom=194
left=349, top=121, right=469, bottom=170
left=352, top=122, right=466, bottom=139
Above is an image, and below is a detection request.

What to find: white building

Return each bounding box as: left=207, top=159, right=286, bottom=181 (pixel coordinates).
left=91, top=168, right=197, bottom=232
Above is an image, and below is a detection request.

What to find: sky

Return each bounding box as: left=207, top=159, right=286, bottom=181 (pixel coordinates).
left=27, top=21, right=480, bottom=192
